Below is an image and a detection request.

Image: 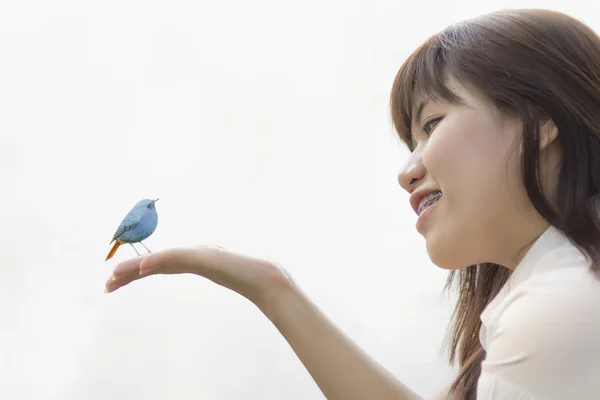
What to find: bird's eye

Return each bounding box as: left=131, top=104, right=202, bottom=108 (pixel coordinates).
left=147, top=204, right=151, bottom=208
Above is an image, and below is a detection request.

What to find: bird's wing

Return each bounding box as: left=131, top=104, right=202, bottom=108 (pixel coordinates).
left=110, top=212, right=142, bottom=243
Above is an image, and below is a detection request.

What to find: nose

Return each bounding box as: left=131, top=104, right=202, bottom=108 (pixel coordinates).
left=398, top=153, right=426, bottom=193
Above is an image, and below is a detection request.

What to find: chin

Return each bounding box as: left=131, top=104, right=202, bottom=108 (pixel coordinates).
left=424, top=232, right=469, bottom=270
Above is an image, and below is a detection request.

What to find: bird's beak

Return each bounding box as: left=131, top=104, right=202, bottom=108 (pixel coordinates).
left=154, top=198, right=160, bottom=203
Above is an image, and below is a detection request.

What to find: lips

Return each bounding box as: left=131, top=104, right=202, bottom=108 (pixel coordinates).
left=417, top=192, right=442, bottom=215
left=409, top=189, right=442, bottom=216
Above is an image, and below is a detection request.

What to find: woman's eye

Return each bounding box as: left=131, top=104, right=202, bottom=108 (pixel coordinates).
left=423, top=117, right=442, bottom=135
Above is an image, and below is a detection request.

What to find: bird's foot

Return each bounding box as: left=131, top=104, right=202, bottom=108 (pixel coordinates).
left=139, top=241, right=152, bottom=253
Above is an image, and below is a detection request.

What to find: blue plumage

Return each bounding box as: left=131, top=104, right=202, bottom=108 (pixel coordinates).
left=106, top=198, right=159, bottom=261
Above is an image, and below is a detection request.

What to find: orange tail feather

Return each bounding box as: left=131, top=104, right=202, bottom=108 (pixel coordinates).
left=105, top=241, right=121, bottom=261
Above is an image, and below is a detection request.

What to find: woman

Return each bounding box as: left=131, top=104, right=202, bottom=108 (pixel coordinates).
left=105, top=9, right=600, bottom=399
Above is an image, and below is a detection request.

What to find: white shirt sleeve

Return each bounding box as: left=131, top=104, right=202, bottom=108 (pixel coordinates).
left=477, top=270, right=600, bottom=399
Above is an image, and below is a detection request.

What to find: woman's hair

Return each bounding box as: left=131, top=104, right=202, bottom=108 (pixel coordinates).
left=390, top=9, right=600, bottom=399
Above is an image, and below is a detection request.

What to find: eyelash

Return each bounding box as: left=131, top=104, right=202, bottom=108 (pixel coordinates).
left=423, top=117, right=442, bottom=135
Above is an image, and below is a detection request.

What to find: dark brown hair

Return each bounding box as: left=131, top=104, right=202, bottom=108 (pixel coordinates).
left=390, top=9, right=600, bottom=399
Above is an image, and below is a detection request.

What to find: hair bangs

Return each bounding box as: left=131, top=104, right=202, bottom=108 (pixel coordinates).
left=390, top=35, right=463, bottom=151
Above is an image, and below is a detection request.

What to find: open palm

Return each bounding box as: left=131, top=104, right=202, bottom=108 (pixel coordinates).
left=105, top=245, right=294, bottom=308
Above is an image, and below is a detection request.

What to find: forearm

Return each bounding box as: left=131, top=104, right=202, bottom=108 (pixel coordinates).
left=260, top=284, right=423, bottom=400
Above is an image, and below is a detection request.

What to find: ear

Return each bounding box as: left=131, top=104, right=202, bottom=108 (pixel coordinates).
left=539, top=118, right=558, bottom=151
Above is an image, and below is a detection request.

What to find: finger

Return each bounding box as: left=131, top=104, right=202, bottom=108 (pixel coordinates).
left=138, top=246, right=215, bottom=275
left=105, top=248, right=210, bottom=294
left=105, top=271, right=137, bottom=293
left=105, top=269, right=159, bottom=293
left=105, top=255, right=152, bottom=293
left=112, top=254, right=147, bottom=277
left=107, top=245, right=240, bottom=293
left=139, top=245, right=254, bottom=275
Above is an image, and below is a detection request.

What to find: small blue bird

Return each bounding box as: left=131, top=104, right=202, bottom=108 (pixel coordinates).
left=105, top=198, right=159, bottom=261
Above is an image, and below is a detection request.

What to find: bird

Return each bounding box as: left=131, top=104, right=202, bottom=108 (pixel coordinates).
left=105, top=198, right=160, bottom=261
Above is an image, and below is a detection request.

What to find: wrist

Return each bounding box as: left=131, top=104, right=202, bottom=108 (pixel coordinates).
left=254, top=267, right=299, bottom=321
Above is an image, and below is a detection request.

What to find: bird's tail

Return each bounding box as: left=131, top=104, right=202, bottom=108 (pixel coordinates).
left=105, top=241, right=121, bottom=261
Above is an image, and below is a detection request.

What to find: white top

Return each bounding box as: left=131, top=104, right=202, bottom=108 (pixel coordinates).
left=477, top=225, right=600, bottom=399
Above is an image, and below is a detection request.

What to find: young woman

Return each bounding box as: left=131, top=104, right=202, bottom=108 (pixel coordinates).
left=105, top=8, right=600, bottom=399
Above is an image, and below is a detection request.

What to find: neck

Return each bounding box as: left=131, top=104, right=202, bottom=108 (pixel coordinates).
left=498, top=218, right=550, bottom=270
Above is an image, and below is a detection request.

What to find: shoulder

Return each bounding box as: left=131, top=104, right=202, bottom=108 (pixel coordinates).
left=480, top=266, right=600, bottom=397
left=494, top=266, right=600, bottom=333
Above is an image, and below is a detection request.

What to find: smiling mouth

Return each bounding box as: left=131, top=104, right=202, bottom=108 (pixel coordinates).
left=417, top=192, right=442, bottom=216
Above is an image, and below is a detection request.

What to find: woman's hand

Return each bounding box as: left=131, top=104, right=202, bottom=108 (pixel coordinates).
left=104, top=245, right=424, bottom=400
left=104, top=245, right=294, bottom=309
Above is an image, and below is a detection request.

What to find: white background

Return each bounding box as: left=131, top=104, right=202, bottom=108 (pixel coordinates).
left=0, top=1, right=597, bottom=399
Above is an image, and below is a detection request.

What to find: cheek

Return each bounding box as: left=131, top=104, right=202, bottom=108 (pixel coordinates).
left=422, top=124, right=519, bottom=208
left=421, top=127, right=484, bottom=186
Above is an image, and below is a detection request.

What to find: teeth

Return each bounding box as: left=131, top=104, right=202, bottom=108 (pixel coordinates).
left=417, top=192, right=442, bottom=215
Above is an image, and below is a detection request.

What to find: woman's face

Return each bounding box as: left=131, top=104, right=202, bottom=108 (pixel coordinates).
left=398, top=76, right=553, bottom=270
